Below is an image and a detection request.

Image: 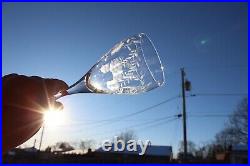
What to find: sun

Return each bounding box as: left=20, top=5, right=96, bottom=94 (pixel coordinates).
left=43, top=107, right=66, bottom=127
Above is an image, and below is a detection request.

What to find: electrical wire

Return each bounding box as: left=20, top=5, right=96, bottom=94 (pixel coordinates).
left=190, top=93, right=247, bottom=97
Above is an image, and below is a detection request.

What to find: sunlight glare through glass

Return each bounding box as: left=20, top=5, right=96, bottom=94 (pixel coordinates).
left=43, top=107, right=66, bottom=127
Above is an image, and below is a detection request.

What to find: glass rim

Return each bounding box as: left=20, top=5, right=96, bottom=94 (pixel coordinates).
left=138, top=33, right=165, bottom=87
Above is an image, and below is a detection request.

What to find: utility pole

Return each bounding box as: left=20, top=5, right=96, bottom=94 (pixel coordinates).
left=39, top=125, right=45, bottom=151
left=33, top=139, right=37, bottom=148
left=181, top=68, right=188, bottom=161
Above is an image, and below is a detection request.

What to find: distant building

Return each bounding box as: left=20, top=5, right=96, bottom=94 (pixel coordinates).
left=215, top=144, right=248, bottom=164
left=96, top=144, right=173, bottom=162
left=230, top=145, right=248, bottom=163
left=23, top=147, right=38, bottom=153
left=177, top=152, right=195, bottom=161
left=4, top=145, right=173, bottom=163
left=62, top=149, right=85, bottom=155
left=7, top=147, right=38, bottom=156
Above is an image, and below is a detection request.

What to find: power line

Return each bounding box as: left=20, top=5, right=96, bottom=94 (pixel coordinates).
left=45, top=95, right=180, bottom=128
left=87, top=117, right=179, bottom=140
left=47, top=90, right=246, bottom=127
left=189, top=114, right=231, bottom=118
left=184, top=65, right=247, bottom=71
left=85, top=95, right=180, bottom=128
left=45, top=118, right=178, bottom=127
left=190, top=93, right=247, bottom=97
left=189, top=113, right=245, bottom=118
left=80, top=114, right=179, bottom=137
left=43, top=91, right=246, bottom=128
left=93, top=118, right=179, bottom=142
left=106, top=95, right=180, bottom=121
left=136, top=118, right=179, bottom=133
left=45, top=114, right=180, bottom=135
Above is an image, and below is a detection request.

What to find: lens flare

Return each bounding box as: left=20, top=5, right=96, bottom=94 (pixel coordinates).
left=43, top=107, right=66, bottom=127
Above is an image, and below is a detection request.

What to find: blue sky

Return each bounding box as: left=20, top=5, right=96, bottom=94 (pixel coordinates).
left=2, top=2, right=248, bottom=154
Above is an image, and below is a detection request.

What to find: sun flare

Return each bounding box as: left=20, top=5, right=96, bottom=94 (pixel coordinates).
left=43, top=108, right=66, bottom=127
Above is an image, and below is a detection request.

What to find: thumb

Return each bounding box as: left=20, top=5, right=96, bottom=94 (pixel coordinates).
left=44, top=78, right=69, bottom=97
left=53, top=101, right=64, bottom=111
left=43, top=78, right=68, bottom=110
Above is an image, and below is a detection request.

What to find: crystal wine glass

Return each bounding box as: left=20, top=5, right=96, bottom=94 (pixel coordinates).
left=54, top=33, right=165, bottom=99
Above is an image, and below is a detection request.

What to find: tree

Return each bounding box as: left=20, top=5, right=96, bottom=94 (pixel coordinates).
left=178, top=140, right=197, bottom=155
left=116, top=130, right=137, bottom=142
left=215, top=127, right=237, bottom=149
left=215, top=98, right=248, bottom=146
left=51, top=142, right=75, bottom=152
left=79, top=139, right=96, bottom=152
left=194, top=146, right=205, bottom=159
left=229, top=97, right=248, bottom=144
left=198, top=143, right=217, bottom=159
left=45, top=146, right=52, bottom=152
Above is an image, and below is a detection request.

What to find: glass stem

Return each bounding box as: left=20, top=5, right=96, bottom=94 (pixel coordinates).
left=54, top=73, right=92, bottom=100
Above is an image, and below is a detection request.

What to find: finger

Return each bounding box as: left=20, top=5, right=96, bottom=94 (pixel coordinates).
left=3, top=74, right=39, bottom=106
left=3, top=74, right=28, bottom=89
left=44, top=79, right=69, bottom=96
left=2, top=73, right=19, bottom=80
left=53, top=101, right=64, bottom=110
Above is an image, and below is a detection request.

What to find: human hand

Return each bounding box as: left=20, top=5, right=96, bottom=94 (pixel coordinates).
left=2, top=74, right=68, bottom=153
